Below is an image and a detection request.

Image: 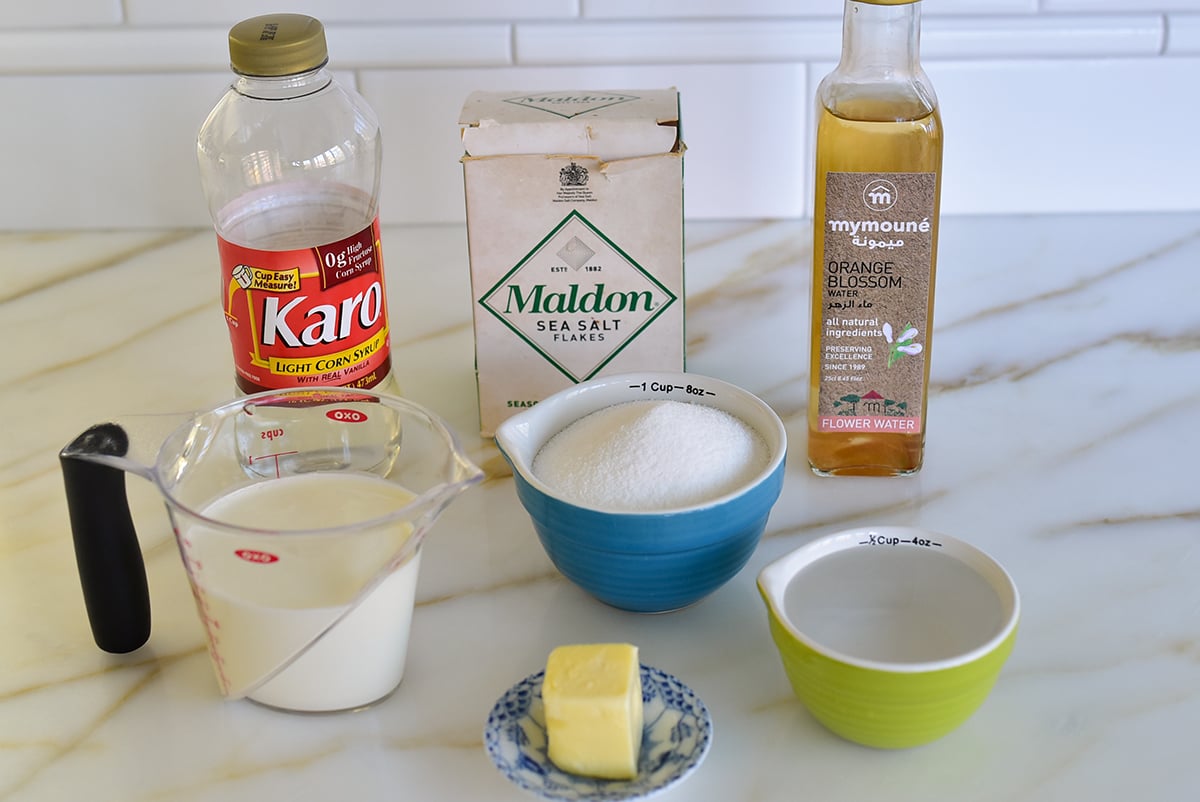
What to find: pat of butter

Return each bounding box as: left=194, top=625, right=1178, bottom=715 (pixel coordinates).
left=543, top=643, right=644, bottom=780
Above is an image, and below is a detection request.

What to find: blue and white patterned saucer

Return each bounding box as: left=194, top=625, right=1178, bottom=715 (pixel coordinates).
left=484, top=664, right=712, bottom=801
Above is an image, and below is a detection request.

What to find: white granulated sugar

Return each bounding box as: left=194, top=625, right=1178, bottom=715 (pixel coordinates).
left=532, top=399, right=770, bottom=512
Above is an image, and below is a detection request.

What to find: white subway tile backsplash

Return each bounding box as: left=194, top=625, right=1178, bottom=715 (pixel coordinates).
left=581, top=0, right=834, bottom=17
left=515, top=15, right=1163, bottom=67
left=359, top=63, right=808, bottom=225
left=1, top=0, right=121, bottom=30
left=926, top=58, right=1200, bottom=214
left=1043, top=1, right=1200, bottom=11
left=0, top=16, right=1162, bottom=79
left=0, top=25, right=511, bottom=75
left=0, top=29, right=226, bottom=74
left=803, top=56, right=1200, bottom=216
left=923, top=14, right=1164, bottom=59
left=325, top=25, right=512, bottom=68
left=1167, top=14, right=1200, bottom=52
left=0, top=74, right=220, bottom=230
left=125, top=0, right=580, bottom=26
left=516, top=20, right=843, bottom=64
left=926, top=0, right=1040, bottom=13
left=2, top=53, right=1197, bottom=230
left=0, top=0, right=1197, bottom=227
left=581, top=0, right=1039, bottom=18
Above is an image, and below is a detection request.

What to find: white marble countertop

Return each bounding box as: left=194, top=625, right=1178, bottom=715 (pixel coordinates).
left=3, top=213, right=1199, bottom=801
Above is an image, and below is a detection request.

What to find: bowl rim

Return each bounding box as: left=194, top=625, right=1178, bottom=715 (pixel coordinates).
left=494, top=371, right=788, bottom=515
left=757, top=526, right=1021, bottom=674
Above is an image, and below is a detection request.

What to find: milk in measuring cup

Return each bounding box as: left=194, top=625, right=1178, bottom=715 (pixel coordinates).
left=184, top=472, right=419, bottom=712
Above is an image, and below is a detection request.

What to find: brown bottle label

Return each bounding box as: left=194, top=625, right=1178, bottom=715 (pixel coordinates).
left=816, top=172, right=936, bottom=434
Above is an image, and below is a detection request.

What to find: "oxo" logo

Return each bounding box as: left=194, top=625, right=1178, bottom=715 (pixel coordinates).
left=235, top=549, right=280, bottom=564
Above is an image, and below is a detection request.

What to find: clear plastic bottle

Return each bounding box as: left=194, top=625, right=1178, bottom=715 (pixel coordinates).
left=807, top=0, right=942, bottom=476
left=197, top=13, right=396, bottom=395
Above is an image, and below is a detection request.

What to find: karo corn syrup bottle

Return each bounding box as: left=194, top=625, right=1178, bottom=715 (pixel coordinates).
left=197, top=14, right=396, bottom=394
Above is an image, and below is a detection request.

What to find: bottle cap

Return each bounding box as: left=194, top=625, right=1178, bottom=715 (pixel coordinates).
left=228, top=14, right=329, bottom=77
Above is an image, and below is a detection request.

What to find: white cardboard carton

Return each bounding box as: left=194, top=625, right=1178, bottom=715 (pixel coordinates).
left=460, top=89, right=686, bottom=436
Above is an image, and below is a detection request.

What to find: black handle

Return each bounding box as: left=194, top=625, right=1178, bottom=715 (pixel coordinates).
left=59, top=423, right=151, bottom=654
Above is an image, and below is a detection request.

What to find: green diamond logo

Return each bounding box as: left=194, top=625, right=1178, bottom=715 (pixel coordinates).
left=479, top=210, right=677, bottom=383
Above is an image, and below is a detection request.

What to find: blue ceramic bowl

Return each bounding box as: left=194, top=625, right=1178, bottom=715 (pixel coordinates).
left=495, top=372, right=787, bottom=613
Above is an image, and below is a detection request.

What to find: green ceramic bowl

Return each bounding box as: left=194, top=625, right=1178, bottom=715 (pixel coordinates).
left=758, top=527, right=1019, bottom=749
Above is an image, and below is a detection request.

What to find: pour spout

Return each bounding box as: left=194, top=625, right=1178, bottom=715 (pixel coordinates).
left=412, top=450, right=485, bottom=541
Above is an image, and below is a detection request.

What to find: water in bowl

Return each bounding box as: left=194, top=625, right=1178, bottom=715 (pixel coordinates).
left=783, top=546, right=1005, bottom=664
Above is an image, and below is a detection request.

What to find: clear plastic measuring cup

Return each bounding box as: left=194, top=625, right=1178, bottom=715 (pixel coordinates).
left=60, top=388, right=483, bottom=712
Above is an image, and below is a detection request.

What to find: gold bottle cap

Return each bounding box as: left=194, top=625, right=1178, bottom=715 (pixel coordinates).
left=227, top=14, right=329, bottom=77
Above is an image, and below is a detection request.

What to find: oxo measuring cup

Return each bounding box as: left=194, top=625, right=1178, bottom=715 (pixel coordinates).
left=60, top=388, right=483, bottom=712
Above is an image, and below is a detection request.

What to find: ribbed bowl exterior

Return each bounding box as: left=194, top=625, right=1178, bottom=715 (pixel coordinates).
left=513, top=459, right=786, bottom=612
left=764, top=607, right=1018, bottom=749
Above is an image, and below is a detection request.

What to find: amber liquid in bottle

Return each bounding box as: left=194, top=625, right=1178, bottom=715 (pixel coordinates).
left=808, top=96, right=943, bottom=476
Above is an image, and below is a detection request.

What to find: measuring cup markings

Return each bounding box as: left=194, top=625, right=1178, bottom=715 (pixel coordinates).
left=248, top=450, right=300, bottom=478
left=193, top=586, right=232, bottom=695
left=859, top=533, right=943, bottom=548
left=626, top=380, right=718, bottom=398
left=174, top=523, right=233, bottom=693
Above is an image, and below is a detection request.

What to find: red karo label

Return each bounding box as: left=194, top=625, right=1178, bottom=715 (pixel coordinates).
left=217, top=217, right=391, bottom=394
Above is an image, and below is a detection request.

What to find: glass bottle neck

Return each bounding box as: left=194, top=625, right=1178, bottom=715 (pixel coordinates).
left=837, top=1, right=922, bottom=80
left=232, top=65, right=332, bottom=101
left=820, top=0, right=936, bottom=121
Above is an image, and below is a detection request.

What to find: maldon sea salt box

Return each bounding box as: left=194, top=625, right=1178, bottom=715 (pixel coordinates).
left=459, top=89, right=685, bottom=436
